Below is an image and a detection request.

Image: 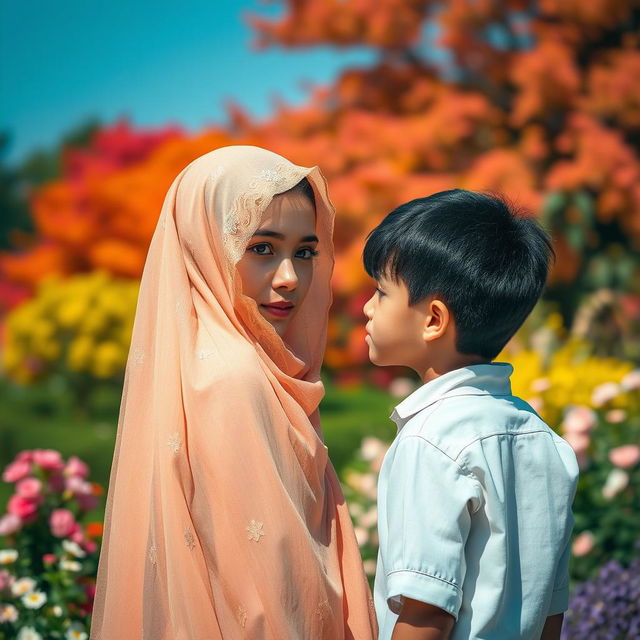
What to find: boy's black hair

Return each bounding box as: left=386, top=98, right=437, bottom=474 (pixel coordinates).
left=363, top=189, right=554, bottom=360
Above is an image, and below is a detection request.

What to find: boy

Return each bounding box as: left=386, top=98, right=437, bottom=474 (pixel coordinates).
left=363, top=190, right=578, bottom=640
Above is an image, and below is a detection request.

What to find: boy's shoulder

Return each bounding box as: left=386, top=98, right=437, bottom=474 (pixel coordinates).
left=399, top=390, right=566, bottom=463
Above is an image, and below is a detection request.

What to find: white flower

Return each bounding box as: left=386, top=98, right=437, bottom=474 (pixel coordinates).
left=52, top=605, right=64, bottom=617
left=360, top=437, right=388, bottom=462
left=354, top=526, right=369, bottom=547
left=389, top=377, right=416, bottom=398
left=62, top=540, right=86, bottom=558
left=621, top=369, right=640, bottom=391
left=0, top=603, right=19, bottom=622
left=11, top=577, right=36, bottom=597
left=0, top=549, right=18, bottom=565
left=591, top=382, right=620, bottom=407
left=22, top=590, right=47, bottom=609
left=59, top=559, right=82, bottom=572
left=359, top=507, right=378, bottom=529
left=65, top=623, right=88, bottom=640
left=531, top=377, right=551, bottom=393
left=602, top=468, right=629, bottom=499
left=363, top=558, right=377, bottom=576
left=17, top=627, right=42, bottom=640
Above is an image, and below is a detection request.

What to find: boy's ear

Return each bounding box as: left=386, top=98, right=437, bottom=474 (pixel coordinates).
left=422, top=298, right=450, bottom=342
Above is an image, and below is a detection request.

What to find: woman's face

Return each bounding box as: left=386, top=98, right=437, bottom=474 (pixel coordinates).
left=236, top=190, right=318, bottom=337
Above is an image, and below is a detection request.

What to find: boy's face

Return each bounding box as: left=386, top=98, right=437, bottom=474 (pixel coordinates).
left=363, top=275, right=430, bottom=370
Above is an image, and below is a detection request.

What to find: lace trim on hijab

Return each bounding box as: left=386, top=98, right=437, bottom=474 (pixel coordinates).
left=220, top=162, right=309, bottom=264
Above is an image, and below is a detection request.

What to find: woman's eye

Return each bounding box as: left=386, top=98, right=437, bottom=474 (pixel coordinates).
left=248, top=243, right=273, bottom=256
left=296, top=247, right=319, bottom=260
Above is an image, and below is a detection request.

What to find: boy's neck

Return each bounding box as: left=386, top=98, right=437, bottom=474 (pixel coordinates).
left=419, top=353, right=491, bottom=384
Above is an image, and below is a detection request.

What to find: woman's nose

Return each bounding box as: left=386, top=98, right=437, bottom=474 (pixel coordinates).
left=272, top=258, right=298, bottom=291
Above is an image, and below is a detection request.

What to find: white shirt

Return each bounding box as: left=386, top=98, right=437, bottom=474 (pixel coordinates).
left=374, top=363, right=579, bottom=640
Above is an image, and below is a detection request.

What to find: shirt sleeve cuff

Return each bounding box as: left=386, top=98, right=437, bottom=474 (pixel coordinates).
left=386, top=569, right=462, bottom=620
left=549, top=585, right=569, bottom=615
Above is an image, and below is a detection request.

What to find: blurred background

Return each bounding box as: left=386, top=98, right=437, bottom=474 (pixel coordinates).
left=1, top=1, right=639, bottom=638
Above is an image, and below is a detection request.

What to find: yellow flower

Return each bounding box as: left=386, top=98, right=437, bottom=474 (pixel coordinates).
left=4, top=272, right=139, bottom=384
left=57, top=298, right=89, bottom=329
left=92, top=341, right=126, bottom=378
left=67, top=336, right=95, bottom=372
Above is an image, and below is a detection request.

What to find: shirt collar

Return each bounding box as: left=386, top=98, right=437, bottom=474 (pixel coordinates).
left=390, top=362, right=514, bottom=429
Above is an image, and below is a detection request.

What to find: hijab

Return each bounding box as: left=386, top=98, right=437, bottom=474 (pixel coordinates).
left=90, top=146, right=377, bottom=639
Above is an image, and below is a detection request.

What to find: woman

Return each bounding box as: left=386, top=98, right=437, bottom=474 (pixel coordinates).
left=90, top=146, right=377, bottom=639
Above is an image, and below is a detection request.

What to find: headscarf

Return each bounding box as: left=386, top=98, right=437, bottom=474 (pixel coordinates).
left=90, top=146, right=377, bottom=639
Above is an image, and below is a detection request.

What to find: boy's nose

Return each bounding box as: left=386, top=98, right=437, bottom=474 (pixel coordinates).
left=272, top=258, right=298, bottom=291
left=363, top=295, right=374, bottom=319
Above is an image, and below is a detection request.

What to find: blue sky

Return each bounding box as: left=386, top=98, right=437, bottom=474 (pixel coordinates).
left=0, top=0, right=374, bottom=165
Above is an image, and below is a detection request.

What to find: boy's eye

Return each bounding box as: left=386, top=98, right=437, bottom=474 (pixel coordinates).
left=248, top=243, right=273, bottom=256
left=296, top=246, right=319, bottom=260
left=376, top=287, right=386, bottom=297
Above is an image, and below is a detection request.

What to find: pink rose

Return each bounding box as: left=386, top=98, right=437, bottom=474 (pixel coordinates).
left=76, top=493, right=99, bottom=512
left=16, top=478, right=42, bottom=500
left=7, top=495, right=39, bottom=520
left=572, top=531, right=595, bottom=557
left=2, top=460, right=32, bottom=483
left=85, top=583, right=96, bottom=601
left=562, top=407, right=596, bottom=435
left=49, top=509, right=76, bottom=538
left=0, top=513, right=22, bottom=536
left=42, top=554, right=57, bottom=565
left=65, top=476, right=92, bottom=496
left=82, top=539, right=98, bottom=553
left=33, top=449, right=64, bottom=471
left=605, top=409, right=627, bottom=424
left=609, top=445, right=640, bottom=469
left=16, top=451, right=34, bottom=463
left=64, top=456, right=89, bottom=479
left=70, top=528, right=84, bottom=545
left=563, top=432, right=590, bottom=469
left=0, top=569, right=14, bottom=591
left=48, top=472, right=65, bottom=493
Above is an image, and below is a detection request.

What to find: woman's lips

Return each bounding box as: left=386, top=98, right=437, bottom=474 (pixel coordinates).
left=261, top=302, right=294, bottom=318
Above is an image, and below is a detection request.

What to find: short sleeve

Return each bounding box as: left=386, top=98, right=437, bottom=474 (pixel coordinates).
left=382, top=436, right=481, bottom=619
left=549, top=534, right=571, bottom=615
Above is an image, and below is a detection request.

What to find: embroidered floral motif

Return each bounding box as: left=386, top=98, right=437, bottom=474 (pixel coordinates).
left=237, top=605, right=248, bottom=628
left=148, top=544, right=158, bottom=566
left=223, top=162, right=308, bottom=263
left=132, top=347, right=145, bottom=365
left=167, top=433, right=182, bottom=454
left=198, top=349, right=215, bottom=360
left=246, top=520, right=265, bottom=542
left=258, top=168, right=280, bottom=183
left=316, top=599, right=330, bottom=621
left=184, top=527, right=196, bottom=550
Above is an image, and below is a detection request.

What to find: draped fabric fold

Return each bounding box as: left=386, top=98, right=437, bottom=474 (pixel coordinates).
left=90, top=146, right=377, bottom=640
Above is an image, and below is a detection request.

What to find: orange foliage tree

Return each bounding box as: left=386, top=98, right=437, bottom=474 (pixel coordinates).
left=2, top=0, right=639, bottom=376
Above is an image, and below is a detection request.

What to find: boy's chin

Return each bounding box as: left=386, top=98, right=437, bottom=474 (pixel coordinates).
left=367, top=345, right=392, bottom=367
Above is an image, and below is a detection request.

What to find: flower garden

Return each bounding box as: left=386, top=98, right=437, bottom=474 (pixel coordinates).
left=1, top=1, right=639, bottom=637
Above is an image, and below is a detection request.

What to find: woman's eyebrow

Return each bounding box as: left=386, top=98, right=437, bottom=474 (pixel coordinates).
left=252, top=229, right=319, bottom=243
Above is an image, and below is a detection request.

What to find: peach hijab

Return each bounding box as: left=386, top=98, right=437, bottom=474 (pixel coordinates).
left=90, top=146, right=377, bottom=639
